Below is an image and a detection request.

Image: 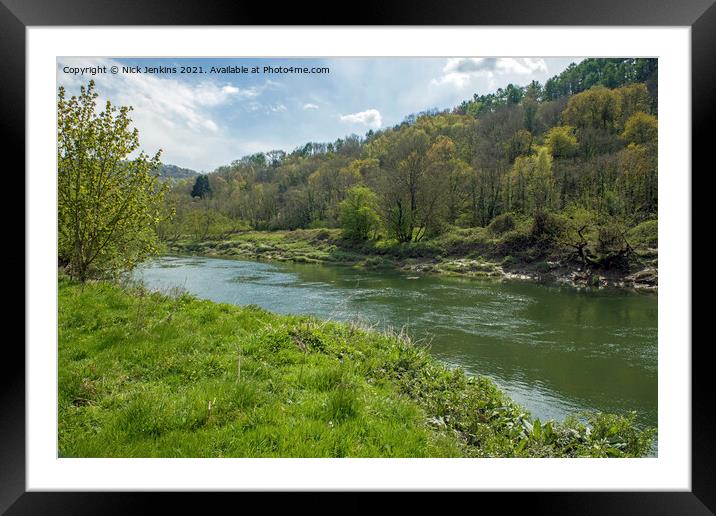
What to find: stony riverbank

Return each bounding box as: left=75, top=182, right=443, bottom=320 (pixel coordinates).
left=166, top=228, right=658, bottom=292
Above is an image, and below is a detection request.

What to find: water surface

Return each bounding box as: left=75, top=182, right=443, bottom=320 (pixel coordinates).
left=134, top=255, right=658, bottom=427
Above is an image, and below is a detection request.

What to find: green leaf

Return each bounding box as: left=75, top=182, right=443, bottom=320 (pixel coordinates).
left=515, top=439, right=527, bottom=454
left=533, top=419, right=542, bottom=440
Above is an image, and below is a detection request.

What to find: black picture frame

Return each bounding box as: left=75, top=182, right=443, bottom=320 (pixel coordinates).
left=4, top=0, right=709, bottom=513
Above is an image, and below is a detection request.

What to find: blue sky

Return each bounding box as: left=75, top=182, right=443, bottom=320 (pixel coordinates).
left=57, top=57, right=582, bottom=172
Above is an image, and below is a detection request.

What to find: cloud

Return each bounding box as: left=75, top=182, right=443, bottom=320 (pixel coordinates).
left=443, top=58, right=547, bottom=75
left=303, top=103, right=319, bottom=110
left=58, top=57, right=247, bottom=133
left=432, top=58, right=548, bottom=89
left=56, top=57, right=277, bottom=170
left=269, top=103, right=287, bottom=113
left=339, top=108, right=382, bottom=128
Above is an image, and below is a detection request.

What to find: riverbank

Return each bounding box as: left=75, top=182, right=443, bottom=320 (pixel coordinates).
left=59, top=276, right=655, bottom=457
left=167, top=226, right=658, bottom=291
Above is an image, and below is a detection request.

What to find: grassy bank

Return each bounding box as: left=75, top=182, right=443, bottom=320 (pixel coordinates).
left=166, top=221, right=658, bottom=290
left=59, top=277, right=655, bottom=457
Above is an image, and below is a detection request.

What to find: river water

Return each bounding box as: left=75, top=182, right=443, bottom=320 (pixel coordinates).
left=134, top=255, right=657, bottom=428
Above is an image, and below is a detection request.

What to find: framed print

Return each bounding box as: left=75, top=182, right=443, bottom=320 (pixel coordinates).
left=4, top=0, right=711, bottom=512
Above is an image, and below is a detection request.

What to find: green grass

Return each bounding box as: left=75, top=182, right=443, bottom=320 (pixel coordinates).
left=59, top=276, right=656, bottom=458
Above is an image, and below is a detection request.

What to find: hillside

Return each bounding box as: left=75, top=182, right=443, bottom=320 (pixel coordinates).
left=158, top=163, right=199, bottom=180
left=158, top=58, right=658, bottom=286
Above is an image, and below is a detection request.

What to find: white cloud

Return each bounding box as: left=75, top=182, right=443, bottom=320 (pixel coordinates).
left=303, top=103, right=319, bottom=110
left=432, top=58, right=548, bottom=89
left=56, top=57, right=278, bottom=170
left=339, top=108, right=382, bottom=128
left=269, top=103, right=287, bottom=113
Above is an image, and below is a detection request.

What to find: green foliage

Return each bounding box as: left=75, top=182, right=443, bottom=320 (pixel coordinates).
left=596, top=222, right=629, bottom=254
left=627, top=219, right=658, bottom=247
left=530, top=211, right=566, bottom=241
left=58, top=277, right=656, bottom=457
left=545, top=126, right=579, bottom=158
left=339, top=186, right=380, bottom=241
left=191, top=174, right=212, bottom=199
left=622, top=112, right=658, bottom=145
left=563, top=86, right=621, bottom=131
left=488, top=213, right=516, bottom=235
left=543, top=58, right=657, bottom=100
left=618, top=143, right=658, bottom=216
left=57, top=81, right=170, bottom=281
left=182, top=205, right=236, bottom=241
left=530, top=148, right=555, bottom=213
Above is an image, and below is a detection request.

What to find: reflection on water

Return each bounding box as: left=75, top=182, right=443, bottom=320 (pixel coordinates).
left=134, top=255, right=657, bottom=427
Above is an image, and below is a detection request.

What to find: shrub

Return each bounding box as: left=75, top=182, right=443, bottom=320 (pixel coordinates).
left=488, top=213, right=517, bottom=235
left=313, top=229, right=332, bottom=241
left=498, top=229, right=532, bottom=255
left=530, top=212, right=566, bottom=241
left=597, top=224, right=626, bottom=254
left=501, top=255, right=517, bottom=266
left=627, top=220, right=657, bottom=247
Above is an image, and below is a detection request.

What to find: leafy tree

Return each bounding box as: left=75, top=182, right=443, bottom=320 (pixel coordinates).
left=506, top=147, right=555, bottom=217
left=616, top=83, right=653, bottom=124
left=57, top=80, right=169, bottom=281
left=184, top=200, right=237, bottom=240
left=529, top=148, right=555, bottom=214
left=622, top=112, right=658, bottom=145
left=618, top=143, right=657, bottom=215
left=369, top=127, right=433, bottom=242
left=505, top=129, right=533, bottom=161
left=543, top=58, right=657, bottom=100
left=563, top=86, right=621, bottom=131
left=545, top=126, right=579, bottom=159
left=506, top=155, right=532, bottom=214
left=191, top=174, right=212, bottom=199
left=339, top=186, right=380, bottom=241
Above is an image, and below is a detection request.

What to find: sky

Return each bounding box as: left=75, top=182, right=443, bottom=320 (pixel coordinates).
left=57, top=57, right=583, bottom=172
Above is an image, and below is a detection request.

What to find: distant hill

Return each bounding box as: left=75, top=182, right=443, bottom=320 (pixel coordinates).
left=158, top=164, right=199, bottom=180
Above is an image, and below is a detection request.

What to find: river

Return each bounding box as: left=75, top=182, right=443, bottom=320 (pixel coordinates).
left=134, top=255, right=657, bottom=428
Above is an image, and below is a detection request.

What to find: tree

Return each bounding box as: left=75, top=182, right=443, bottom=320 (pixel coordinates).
left=506, top=155, right=532, bottom=214
left=58, top=80, right=169, bottom=281
left=544, top=125, right=577, bottom=158
left=616, top=83, right=653, bottom=124
left=370, top=127, right=432, bottom=242
left=618, top=143, right=657, bottom=215
left=506, top=147, right=555, bottom=217
left=529, top=147, right=555, bottom=215
left=339, top=186, right=380, bottom=241
left=622, top=112, right=658, bottom=146
left=191, top=174, right=212, bottom=198
left=563, top=86, right=621, bottom=131
left=505, top=129, right=533, bottom=161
